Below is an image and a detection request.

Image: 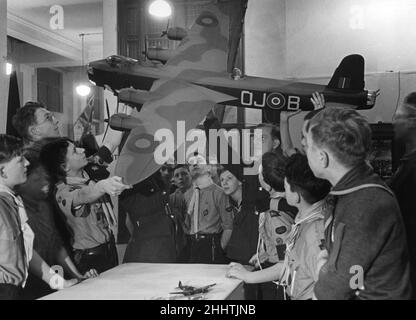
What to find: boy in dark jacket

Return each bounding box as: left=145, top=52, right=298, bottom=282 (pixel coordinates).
left=304, top=107, right=412, bottom=300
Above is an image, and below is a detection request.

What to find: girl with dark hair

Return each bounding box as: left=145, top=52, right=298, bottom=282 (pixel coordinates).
left=40, top=138, right=131, bottom=274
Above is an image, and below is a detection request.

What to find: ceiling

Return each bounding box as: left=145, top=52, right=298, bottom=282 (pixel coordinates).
left=8, top=0, right=104, bottom=66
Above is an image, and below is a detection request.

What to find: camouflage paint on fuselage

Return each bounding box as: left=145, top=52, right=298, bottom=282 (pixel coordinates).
left=115, top=79, right=234, bottom=185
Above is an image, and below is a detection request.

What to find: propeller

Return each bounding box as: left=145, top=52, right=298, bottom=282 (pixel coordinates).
left=102, top=99, right=111, bottom=143
left=87, top=107, right=94, bottom=134
left=102, top=83, right=122, bottom=142
left=116, top=93, right=120, bottom=113
left=78, top=96, right=100, bottom=158
left=160, top=19, right=170, bottom=38
left=142, top=35, right=149, bottom=60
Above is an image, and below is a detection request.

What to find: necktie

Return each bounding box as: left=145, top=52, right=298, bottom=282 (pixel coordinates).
left=193, top=187, right=200, bottom=234
left=187, top=186, right=201, bottom=234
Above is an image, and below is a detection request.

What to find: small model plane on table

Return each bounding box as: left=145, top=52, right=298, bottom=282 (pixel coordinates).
left=170, top=281, right=216, bottom=297
left=87, top=0, right=379, bottom=186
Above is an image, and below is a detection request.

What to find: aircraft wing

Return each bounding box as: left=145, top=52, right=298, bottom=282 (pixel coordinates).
left=163, top=1, right=246, bottom=73
left=114, top=80, right=236, bottom=185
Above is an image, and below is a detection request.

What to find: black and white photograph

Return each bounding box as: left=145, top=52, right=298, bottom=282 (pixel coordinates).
left=0, top=0, right=415, bottom=304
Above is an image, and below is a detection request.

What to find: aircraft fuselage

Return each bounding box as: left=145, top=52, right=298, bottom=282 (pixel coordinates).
left=88, top=56, right=372, bottom=112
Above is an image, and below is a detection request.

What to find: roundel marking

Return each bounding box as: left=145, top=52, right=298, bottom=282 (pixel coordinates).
left=196, top=13, right=219, bottom=27
left=127, top=133, right=158, bottom=154
left=266, top=93, right=286, bottom=110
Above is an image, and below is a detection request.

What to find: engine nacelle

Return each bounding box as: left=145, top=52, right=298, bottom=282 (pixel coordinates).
left=167, top=27, right=187, bottom=41
left=108, top=113, right=142, bottom=131
left=119, top=88, right=150, bottom=107
left=146, top=48, right=176, bottom=63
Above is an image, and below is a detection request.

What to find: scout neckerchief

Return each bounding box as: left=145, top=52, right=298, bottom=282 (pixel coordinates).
left=228, top=197, right=242, bottom=222
left=65, top=171, right=118, bottom=235
left=0, top=184, right=34, bottom=287
left=277, top=199, right=325, bottom=299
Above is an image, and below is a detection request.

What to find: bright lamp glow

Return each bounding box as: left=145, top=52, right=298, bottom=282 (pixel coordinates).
left=6, top=63, right=12, bottom=75
left=149, top=0, right=172, bottom=18
left=76, top=84, right=91, bottom=97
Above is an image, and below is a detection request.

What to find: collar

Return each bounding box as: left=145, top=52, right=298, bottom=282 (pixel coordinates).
left=66, top=171, right=90, bottom=186
left=0, top=184, right=25, bottom=208
left=294, top=200, right=324, bottom=225
left=229, top=197, right=242, bottom=210
left=193, top=176, right=214, bottom=190
left=331, top=163, right=381, bottom=193
left=270, top=191, right=285, bottom=199
left=0, top=184, right=16, bottom=196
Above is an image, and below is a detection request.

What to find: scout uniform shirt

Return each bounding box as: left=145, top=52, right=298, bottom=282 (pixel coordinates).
left=185, top=183, right=232, bottom=235
left=0, top=185, right=34, bottom=287
left=55, top=172, right=116, bottom=250
left=279, top=200, right=328, bottom=300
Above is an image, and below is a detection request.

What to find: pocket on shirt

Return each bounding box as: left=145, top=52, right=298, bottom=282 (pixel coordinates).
left=326, top=222, right=346, bottom=272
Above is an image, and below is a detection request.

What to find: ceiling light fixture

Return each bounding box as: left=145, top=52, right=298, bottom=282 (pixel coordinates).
left=6, top=62, right=12, bottom=75
left=76, top=84, right=91, bottom=97
left=76, top=33, right=92, bottom=97
left=149, top=0, right=172, bottom=18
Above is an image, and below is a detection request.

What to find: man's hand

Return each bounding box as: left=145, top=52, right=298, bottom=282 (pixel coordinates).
left=98, top=176, right=132, bottom=196
left=82, top=269, right=99, bottom=279
left=311, top=92, right=325, bottom=110
left=226, top=262, right=251, bottom=282
left=367, top=89, right=381, bottom=106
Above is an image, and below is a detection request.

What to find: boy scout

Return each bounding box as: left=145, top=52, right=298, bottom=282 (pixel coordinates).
left=227, top=154, right=330, bottom=300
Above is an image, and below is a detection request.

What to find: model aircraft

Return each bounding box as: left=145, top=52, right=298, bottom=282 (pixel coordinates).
left=170, top=281, right=216, bottom=297
left=87, top=1, right=379, bottom=186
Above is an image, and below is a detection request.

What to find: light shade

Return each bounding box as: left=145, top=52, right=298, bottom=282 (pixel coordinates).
left=6, top=63, right=12, bottom=75
left=76, top=84, right=91, bottom=97
left=149, top=0, right=172, bottom=18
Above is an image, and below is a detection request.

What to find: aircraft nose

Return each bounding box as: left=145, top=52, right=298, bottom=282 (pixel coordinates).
left=106, top=55, right=123, bottom=68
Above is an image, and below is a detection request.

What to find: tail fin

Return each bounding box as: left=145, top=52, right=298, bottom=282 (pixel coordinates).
left=327, top=54, right=365, bottom=91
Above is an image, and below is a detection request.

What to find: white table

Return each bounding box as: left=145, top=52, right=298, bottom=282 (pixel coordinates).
left=41, top=263, right=244, bottom=300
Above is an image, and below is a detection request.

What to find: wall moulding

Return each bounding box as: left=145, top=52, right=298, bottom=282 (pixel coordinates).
left=7, top=11, right=82, bottom=61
